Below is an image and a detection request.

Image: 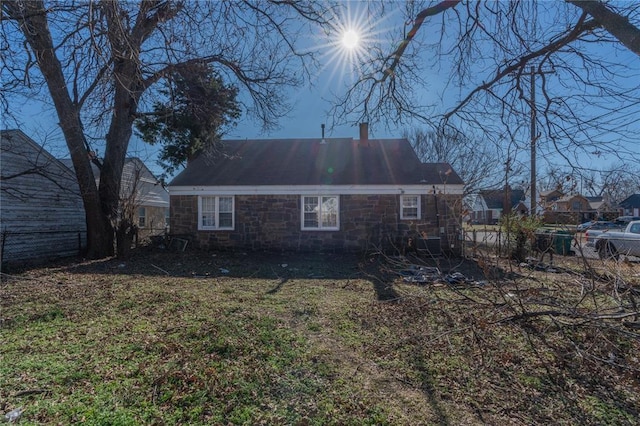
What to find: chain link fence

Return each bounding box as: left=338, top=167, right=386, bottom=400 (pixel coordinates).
left=0, top=226, right=172, bottom=271
left=460, top=227, right=599, bottom=260
left=1, top=229, right=87, bottom=269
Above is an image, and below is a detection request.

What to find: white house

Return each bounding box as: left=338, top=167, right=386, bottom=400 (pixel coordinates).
left=59, top=157, right=170, bottom=238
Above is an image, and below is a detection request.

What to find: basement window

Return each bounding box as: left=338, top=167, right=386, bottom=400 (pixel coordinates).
left=198, top=196, right=234, bottom=230
left=400, top=195, right=421, bottom=220
left=302, top=195, right=339, bottom=230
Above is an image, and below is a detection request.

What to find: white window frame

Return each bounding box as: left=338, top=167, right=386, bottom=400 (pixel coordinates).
left=400, top=195, right=421, bottom=220
left=301, top=195, right=340, bottom=231
left=138, top=207, right=146, bottom=228
left=198, top=195, right=235, bottom=230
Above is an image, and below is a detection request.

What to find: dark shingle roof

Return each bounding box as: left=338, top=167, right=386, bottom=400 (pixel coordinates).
left=479, top=188, right=525, bottom=210
left=420, top=163, right=464, bottom=186
left=619, top=194, right=640, bottom=208
left=169, top=138, right=463, bottom=187
left=554, top=194, right=588, bottom=203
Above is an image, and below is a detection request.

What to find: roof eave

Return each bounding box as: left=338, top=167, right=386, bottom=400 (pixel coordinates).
left=168, top=184, right=465, bottom=196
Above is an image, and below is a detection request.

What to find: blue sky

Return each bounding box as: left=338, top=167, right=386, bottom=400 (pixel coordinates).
left=7, top=1, right=640, bottom=184
left=10, top=1, right=409, bottom=178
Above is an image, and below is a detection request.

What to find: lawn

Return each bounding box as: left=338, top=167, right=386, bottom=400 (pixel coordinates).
left=1, top=249, right=639, bottom=425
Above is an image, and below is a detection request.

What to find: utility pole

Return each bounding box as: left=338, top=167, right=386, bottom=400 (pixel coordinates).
left=528, top=66, right=554, bottom=216
left=504, top=157, right=512, bottom=216
left=529, top=66, right=537, bottom=216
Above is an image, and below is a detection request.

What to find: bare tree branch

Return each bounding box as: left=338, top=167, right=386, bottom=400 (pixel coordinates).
left=1, top=0, right=334, bottom=258
left=443, top=14, right=598, bottom=121
left=333, top=1, right=640, bottom=179
left=383, top=0, right=461, bottom=81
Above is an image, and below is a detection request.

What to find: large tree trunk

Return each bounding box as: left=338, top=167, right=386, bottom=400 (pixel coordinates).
left=100, top=101, right=136, bottom=259
left=99, top=1, right=145, bottom=252
left=567, top=0, right=640, bottom=57
left=7, top=1, right=114, bottom=258
left=99, top=62, right=141, bottom=234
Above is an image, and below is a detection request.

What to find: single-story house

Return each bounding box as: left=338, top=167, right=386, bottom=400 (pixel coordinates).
left=59, top=157, right=170, bottom=240
left=618, top=194, right=640, bottom=217
left=1, top=129, right=86, bottom=264
left=168, top=125, right=465, bottom=253
left=466, top=187, right=527, bottom=225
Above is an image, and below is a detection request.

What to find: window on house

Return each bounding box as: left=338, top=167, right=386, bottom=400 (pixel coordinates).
left=302, top=195, right=339, bottom=230
left=138, top=207, right=146, bottom=228
left=400, top=195, right=420, bottom=220
left=198, top=196, right=234, bottom=230
left=572, top=201, right=581, bottom=211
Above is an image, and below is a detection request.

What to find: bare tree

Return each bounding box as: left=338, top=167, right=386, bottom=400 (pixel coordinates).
left=333, top=2, right=640, bottom=362
left=334, top=1, right=640, bottom=175
left=404, top=127, right=501, bottom=193
left=581, top=164, right=640, bottom=203
left=536, top=165, right=579, bottom=194
left=536, top=162, right=640, bottom=204
left=1, top=1, right=331, bottom=258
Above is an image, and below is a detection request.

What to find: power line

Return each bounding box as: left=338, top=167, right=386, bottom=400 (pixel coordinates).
left=553, top=99, right=640, bottom=134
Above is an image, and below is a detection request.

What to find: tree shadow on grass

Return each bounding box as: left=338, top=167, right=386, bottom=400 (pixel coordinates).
left=411, top=352, right=452, bottom=426
left=11, top=247, right=526, bottom=303
left=33, top=248, right=368, bottom=282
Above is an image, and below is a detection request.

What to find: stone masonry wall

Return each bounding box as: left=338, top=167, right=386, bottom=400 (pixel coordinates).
left=170, top=193, right=462, bottom=253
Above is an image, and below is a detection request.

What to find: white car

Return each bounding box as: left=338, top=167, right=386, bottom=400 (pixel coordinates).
left=594, top=220, right=640, bottom=260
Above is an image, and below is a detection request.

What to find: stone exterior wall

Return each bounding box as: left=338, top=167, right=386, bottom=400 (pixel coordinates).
left=170, top=193, right=462, bottom=254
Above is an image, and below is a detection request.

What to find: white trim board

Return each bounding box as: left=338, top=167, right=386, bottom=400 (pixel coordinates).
left=169, top=184, right=464, bottom=196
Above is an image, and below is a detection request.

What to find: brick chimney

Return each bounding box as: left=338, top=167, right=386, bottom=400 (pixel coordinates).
left=359, top=122, right=369, bottom=147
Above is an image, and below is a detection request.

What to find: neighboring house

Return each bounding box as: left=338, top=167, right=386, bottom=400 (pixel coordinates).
left=466, top=187, right=527, bottom=225
left=120, top=158, right=170, bottom=239
left=0, top=129, right=86, bottom=264
left=543, top=193, right=613, bottom=224
left=539, top=189, right=564, bottom=210
left=619, top=194, right=640, bottom=217
left=585, top=196, right=616, bottom=219
left=551, top=194, right=591, bottom=212
left=168, top=126, right=465, bottom=253
left=59, top=157, right=170, bottom=240
left=586, top=196, right=605, bottom=213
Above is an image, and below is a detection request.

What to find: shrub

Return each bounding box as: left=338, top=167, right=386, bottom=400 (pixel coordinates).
left=499, top=213, right=543, bottom=261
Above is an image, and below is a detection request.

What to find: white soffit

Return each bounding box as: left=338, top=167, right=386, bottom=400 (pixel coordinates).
left=168, top=184, right=465, bottom=196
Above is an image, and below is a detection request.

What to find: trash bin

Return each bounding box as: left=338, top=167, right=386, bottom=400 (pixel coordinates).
left=535, top=230, right=553, bottom=253
left=552, top=231, right=573, bottom=255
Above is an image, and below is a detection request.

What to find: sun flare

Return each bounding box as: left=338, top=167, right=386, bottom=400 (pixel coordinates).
left=310, top=2, right=393, bottom=85
left=341, top=29, right=360, bottom=50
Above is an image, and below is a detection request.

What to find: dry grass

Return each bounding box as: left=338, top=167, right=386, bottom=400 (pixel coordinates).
left=1, top=248, right=639, bottom=425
